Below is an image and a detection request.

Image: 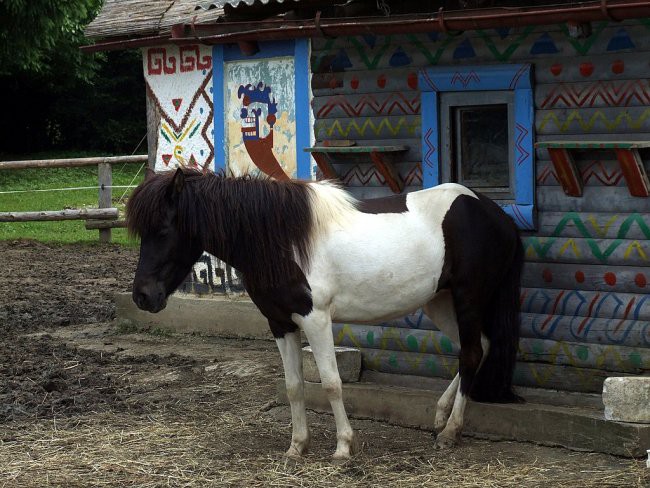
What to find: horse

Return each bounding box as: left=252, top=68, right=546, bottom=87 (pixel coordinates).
left=127, top=167, right=524, bottom=460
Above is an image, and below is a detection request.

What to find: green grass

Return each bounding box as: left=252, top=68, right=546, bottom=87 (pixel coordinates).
left=0, top=152, right=145, bottom=245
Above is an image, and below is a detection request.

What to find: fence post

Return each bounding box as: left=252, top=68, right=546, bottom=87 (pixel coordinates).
left=98, top=162, right=112, bottom=243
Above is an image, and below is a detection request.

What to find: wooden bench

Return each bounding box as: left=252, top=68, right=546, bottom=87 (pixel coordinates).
left=304, top=143, right=408, bottom=193
left=536, top=141, right=650, bottom=197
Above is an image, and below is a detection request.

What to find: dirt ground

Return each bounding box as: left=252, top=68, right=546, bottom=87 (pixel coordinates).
left=0, top=239, right=648, bottom=487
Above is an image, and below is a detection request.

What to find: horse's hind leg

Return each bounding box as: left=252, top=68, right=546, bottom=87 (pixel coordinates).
left=434, top=287, right=488, bottom=449
left=275, top=328, right=311, bottom=458
left=423, top=291, right=460, bottom=433
left=292, top=309, right=358, bottom=460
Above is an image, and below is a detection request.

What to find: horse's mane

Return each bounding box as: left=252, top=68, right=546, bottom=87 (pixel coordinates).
left=127, top=169, right=356, bottom=289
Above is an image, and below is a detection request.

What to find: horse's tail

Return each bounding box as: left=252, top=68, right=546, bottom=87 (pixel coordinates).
left=470, top=231, right=524, bottom=403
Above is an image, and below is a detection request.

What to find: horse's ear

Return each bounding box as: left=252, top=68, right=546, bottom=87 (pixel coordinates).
left=171, top=167, right=185, bottom=197
left=144, top=167, right=156, bottom=181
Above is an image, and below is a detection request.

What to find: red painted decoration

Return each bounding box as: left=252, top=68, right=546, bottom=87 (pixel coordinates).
left=550, top=63, right=563, bottom=76
left=377, top=74, right=387, bottom=88
left=171, top=98, right=183, bottom=112
left=350, top=77, right=359, bottom=89
left=579, top=62, right=594, bottom=77
left=242, top=95, right=251, bottom=106
left=604, top=272, right=617, bottom=286
left=635, top=273, right=647, bottom=288
left=329, top=76, right=340, bottom=89
left=407, top=72, right=418, bottom=90
left=575, top=271, right=585, bottom=283
left=161, top=154, right=172, bottom=165
left=611, top=60, right=625, bottom=74
left=542, top=269, right=553, bottom=283
left=266, top=114, right=276, bottom=125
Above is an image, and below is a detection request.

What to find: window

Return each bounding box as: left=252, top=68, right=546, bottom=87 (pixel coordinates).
left=440, top=91, right=515, bottom=201
left=419, top=64, right=534, bottom=230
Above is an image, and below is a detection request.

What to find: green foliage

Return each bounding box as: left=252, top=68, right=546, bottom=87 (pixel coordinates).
left=0, top=1, right=146, bottom=156
left=0, top=156, right=144, bottom=245
left=0, top=0, right=103, bottom=79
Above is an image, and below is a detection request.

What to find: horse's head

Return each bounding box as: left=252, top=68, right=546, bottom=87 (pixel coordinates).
left=127, top=168, right=203, bottom=313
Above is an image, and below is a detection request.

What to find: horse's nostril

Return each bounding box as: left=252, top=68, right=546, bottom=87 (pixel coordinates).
left=134, top=292, right=147, bottom=308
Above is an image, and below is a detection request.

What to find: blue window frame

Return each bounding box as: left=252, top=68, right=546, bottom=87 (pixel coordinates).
left=419, top=64, right=535, bottom=230
left=212, top=39, right=312, bottom=179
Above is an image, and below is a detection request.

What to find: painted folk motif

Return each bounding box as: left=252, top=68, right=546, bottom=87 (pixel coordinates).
left=144, top=45, right=214, bottom=172
left=224, top=58, right=297, bottom=178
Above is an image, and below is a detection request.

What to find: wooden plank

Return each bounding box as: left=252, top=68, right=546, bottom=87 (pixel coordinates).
left=537, top=187, right=650, bottom=213
left=614, top=148, right=650, bottom=197
left=310, top=152, right=338, bottom=180
left=333, top=323, right=649, bottom=372
left=536, top=107, right=650, bottom=136
left=0, top=208, right=119, bottom=222
left=523, top=262, right=650, bottom=294
left=537, top=141, right=650, bottom=149
left=369, top=151, right=404, bottom=193
left=523, top=236, right=650, bottom=266
left=305, top=145, right=407, bottom=153
left=519, top=312, right=650, bottom=350
left=534, top=53, right=650, bottom=84
left=535, top=211, right=650, bottom=239
left=98, top=163, right=112, bottom=243
left=535, top=133, right=650, bottom=159
left=312, top=69, right=421, bottom=97
left=358, top=349, right=611, bottom=393
left=547, top=148, right=583, bottom=196
left=0, top=155, right=147, bottom=170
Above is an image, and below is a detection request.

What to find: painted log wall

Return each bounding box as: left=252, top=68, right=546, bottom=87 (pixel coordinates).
left=312, top=19, right=650, bottom=392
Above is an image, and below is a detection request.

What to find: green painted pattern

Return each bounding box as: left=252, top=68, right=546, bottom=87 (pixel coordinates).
left=476, top=26, right=535, bottom=62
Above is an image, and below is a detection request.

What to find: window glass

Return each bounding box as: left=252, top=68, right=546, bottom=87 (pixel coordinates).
left=455, top=104, right=509, bottom=188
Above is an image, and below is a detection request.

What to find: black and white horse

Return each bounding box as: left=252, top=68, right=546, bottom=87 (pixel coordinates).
left=127, top=168, right=523, bottom=460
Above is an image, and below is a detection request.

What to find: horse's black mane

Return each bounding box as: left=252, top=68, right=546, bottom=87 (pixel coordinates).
left=127, top=169, right=314, bottom=290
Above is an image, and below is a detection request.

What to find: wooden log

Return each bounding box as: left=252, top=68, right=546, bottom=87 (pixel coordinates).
left=536, top=107, right=650, bottom=136
left=535, top=211, right=650, bottom=239
left=312, top=69, right=421, bottom=96
left=0, top=155, right=147, bottom=170
left=314, top=115, right=421, bottom=141
left=519, top=312, right=650, bottom=349
left=84, top=220, right=127, bottom=230
left=523, top=262, right=650, bottom=294
left=333, top=323, right=649, bottom=373
left=312, top=91, right=420, bottom=119
left=332, top=161, right=422, bottom=188
left=522, top=287, right=650, bottom=322
left=0, top=208, right=118, bottom=222
left=523, top=236, right=650, bottom=266
left=537, top=187, right=650, bottom=213
left=536, top=161, right=627, bottom=188
left=146, top=85, right=161, bottom=171
left=535, top=78, right=650, bottom=110
left=358, top=349, right=613, bottom=393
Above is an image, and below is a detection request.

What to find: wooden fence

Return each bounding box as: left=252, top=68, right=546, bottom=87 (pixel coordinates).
left=0, top=155, right=147, bottom=242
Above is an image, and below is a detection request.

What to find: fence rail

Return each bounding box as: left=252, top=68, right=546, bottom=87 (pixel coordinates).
left=0, top=155, right=147, bottom=242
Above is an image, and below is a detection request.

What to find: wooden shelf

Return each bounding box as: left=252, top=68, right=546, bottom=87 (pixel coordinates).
left=305, top=144, right=408, bottom=193
left=535, top=141, right=650, bottom=198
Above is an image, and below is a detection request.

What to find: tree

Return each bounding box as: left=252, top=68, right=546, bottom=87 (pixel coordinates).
left=0, top=0, right=103, bottom=80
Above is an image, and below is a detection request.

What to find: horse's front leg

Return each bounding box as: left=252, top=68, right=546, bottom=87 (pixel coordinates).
left=292, top=308, right=358, bottom=460
left=274, top=328, right=310, bottom=458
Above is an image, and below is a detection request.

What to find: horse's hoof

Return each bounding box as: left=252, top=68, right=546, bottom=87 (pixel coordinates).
left=284, top=444, right=307, bottom=460
left=433, top=433, right=458, bottom=450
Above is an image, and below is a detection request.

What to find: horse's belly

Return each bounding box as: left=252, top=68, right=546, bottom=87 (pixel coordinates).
left=310, top=213, right=444, bottom=323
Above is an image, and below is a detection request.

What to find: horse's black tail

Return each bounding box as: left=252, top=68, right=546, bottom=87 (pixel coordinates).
left=470, top=232, right=524, bottom=403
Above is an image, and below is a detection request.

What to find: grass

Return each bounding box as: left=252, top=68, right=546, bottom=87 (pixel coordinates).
left=0, top=151, right=145, bottom=245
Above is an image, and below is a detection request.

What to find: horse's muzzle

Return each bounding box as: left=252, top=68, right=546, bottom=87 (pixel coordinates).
left=132, top=285, right=167, bottom=313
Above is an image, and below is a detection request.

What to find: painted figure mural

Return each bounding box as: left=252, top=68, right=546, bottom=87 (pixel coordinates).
left=224, top=57, right=297, bottom=178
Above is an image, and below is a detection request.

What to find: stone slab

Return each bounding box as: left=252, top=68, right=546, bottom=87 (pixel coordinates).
left=277, top=379, right=650, bottom=458
left=114, top=292, right=272, bottom=339
left=302, top=346, right=361, bottom=383
left=603, top=376, right=650, bottom=423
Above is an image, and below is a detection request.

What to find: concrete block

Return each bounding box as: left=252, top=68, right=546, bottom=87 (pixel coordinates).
left=603, top=376, right=650, bottom=423
left=302, top=346, right=361, bottom=383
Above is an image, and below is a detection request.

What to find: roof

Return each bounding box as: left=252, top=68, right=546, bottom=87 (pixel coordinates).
left=85, top=0, right=225, bottom=40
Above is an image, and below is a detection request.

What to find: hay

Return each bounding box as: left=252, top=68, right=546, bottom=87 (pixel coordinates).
left=1, top=407, right=647, bottom=488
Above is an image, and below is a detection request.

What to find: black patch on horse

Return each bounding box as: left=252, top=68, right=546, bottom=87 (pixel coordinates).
left=357, top=194, right=407, bottom=214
